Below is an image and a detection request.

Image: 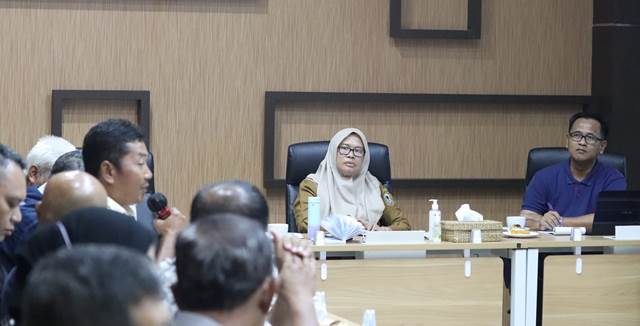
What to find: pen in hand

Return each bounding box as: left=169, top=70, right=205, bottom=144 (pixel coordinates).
left=546, top=202, right=563, bottom=227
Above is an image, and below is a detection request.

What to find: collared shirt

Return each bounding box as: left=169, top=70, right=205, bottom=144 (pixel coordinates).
left=107, top=197, right=138, bottom=221
left=522, top=159, right=627, bottom=217
left=173, top=311, right=222, bottom=326
left=37, top=182, right=47, bottom=194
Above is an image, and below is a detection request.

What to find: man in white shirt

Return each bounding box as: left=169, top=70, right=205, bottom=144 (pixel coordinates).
left=82, top=119, right=152, bottom=221
left=82, top=119, right=187, bottom=261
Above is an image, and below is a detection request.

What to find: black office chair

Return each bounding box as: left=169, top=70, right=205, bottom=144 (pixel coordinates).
left=285, top=141, right=391, bottom=232
left=525, top=147, right=626, bottom=186
left=146, top=151, right=155, bottom=194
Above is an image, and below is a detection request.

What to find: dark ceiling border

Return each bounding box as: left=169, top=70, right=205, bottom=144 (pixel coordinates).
left=390, top=0, right=482, bottom=39
left=51, top=90, right=151, bottom=148
left=263, top=91, right=592, bottom=189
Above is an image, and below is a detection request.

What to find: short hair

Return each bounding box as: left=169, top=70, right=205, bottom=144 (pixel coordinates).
left=568, top=112, right=609, bottom=140
left=190, top=180, right=269, bottom=227
left=22, top=244, right=163, bottom=326
left=0, top=143, right=26, bottom=171
left=24, top=135, right=76, bottom=179
left=51, top=150, right=84, bottom=176
left=82, top=119, right=145, bottom=177
left=173, top=214, right=273, bottom=312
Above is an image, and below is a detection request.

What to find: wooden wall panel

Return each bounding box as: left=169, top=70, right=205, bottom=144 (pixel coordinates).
left=273, top=102, right=577, bottom=179
left=61, top=100, right=138, bottom=146
left=264, top=0, right=591, bottom=94
left=402, top=0, right=468, bottom=30
left=0, top=0, right=593, bottom=222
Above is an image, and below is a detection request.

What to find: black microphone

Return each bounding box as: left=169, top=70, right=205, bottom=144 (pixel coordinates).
left=147, top=193, right=171, bottom=220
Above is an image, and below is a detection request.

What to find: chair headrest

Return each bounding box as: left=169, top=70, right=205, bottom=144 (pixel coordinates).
left=285, top=141, right=391, bottom=186
left=525, top=147, right=626, bottom=186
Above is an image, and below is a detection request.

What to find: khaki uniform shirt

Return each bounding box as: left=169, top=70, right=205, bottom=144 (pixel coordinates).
left=293, top=178, right=411, bottom=233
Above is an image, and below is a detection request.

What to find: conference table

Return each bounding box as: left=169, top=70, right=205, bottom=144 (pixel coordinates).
left=311, top=234, right=640, bottom=326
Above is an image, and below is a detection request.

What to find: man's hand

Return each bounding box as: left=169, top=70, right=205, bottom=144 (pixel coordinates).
left=271, top=231, right=311, bottom=271
left=153, top=208, right=188, bottom=263
left=270, top=235, right=318, bottom=326
left=355, top=217, right=390, bottom=231
left=153, top=208, right=188, bottom=236
left=540, top=210, right=563, bottom=230
left=278, top=245, right=316, bottom=299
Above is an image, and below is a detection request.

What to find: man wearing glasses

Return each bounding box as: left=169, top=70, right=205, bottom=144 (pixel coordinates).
left=521, top=112, right=626, bottom=232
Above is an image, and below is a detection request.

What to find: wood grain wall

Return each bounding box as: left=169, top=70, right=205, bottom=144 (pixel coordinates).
left=0, top=0, right=592, bottom=225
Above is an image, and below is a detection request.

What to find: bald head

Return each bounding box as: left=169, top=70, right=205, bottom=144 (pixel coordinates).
left=37, top=171, right=108, bottom=223
left=190, top=180, right=269, bottom=228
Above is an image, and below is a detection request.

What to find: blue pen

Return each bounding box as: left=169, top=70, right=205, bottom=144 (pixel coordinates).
left=546, top=202, right=563, bottom=226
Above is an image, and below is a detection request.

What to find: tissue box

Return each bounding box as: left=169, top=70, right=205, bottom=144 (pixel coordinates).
left=441, top=220, right=503, bottom=243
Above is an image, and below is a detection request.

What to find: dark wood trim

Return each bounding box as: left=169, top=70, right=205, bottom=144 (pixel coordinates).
left=51, top=90, right=151, bottom=148
left=263, top=91, right=592, bottom=189
left=390, top=0, right=482, bottom=39
left=268, top=178, right=524, bottom=189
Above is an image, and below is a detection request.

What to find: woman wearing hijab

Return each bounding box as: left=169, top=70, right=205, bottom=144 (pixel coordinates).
left=4, top=207, right=156, bottom=324
left=293, top=128, right=411, bottom=233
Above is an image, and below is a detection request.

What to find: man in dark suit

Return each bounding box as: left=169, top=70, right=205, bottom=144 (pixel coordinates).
left=173, top=214, right=317, bottom=326
left=22, top=245, right=170, bottom=326
left=0, top=137, right=75, bottom=275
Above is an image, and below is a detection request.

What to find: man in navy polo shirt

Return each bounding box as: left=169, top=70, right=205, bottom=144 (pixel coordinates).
left=521, top=112, right=626, bottom=232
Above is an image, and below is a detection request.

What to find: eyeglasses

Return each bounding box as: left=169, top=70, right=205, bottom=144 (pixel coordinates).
left=337, top=145, right=365, bottom=157
left=567, top=131, right=603, bottom=145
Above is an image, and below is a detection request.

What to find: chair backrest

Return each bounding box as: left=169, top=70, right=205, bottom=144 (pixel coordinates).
left=146, top=151, right=155, bottom=194
left=525, top=147, right=627, bottom=186
left=285, top=141, right=391, bottom=232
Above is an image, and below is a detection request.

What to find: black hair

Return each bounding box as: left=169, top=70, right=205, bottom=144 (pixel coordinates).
left=51, top=150, right=84, bottom=176
left=0, top=143, right=26, bottom=170
left=22, top=244, right=163, bottom=326
left=190, top=180, right=269, bottom=228
left=568, top=112, right=609, bottom=140
left=173, top=214, right=273, bottom=312
left=82, top=119, right=145, bottom=177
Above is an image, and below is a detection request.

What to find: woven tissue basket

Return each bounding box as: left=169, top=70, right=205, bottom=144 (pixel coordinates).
left=441, top=220, right=503, bottom=243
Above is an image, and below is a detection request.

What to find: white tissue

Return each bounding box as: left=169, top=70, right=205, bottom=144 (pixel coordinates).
left=455, top=204, right=483, bottom=222
left=321, top=214, right=365, bottom=241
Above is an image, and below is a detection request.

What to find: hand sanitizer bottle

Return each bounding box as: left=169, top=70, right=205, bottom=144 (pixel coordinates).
left=428, top=199, right=441, bottom=243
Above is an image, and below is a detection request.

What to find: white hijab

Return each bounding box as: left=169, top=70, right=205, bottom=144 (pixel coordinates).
left=307, top=128, right=385, bottom=226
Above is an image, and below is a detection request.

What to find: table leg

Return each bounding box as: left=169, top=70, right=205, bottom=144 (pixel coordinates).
left=525, top=249, right=539, bottom=326
left=510, top=249, right=527, bottom=325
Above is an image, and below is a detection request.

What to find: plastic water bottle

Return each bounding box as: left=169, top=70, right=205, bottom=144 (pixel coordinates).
left=308, top=197, right=320, bottom=242
left=362, top=309, right=376, bottom=326
left=313, top=291, right=328, bottom=323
